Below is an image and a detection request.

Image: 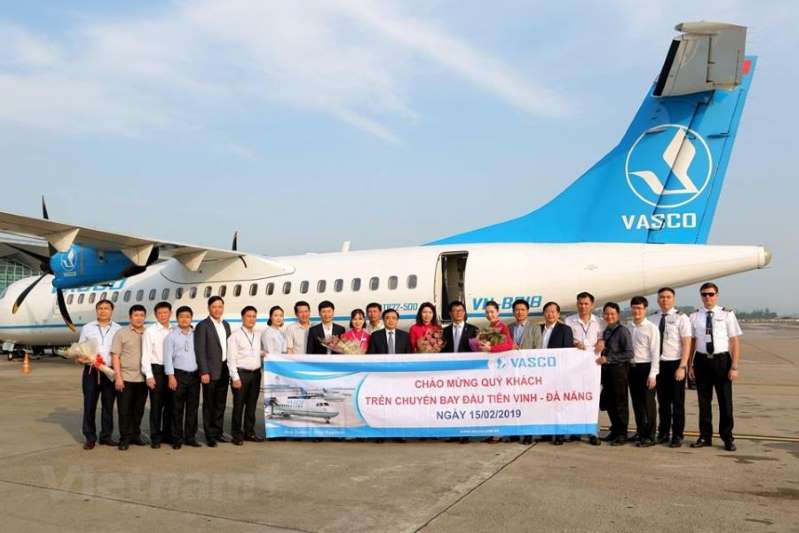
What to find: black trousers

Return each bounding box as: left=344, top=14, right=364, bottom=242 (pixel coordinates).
left=81, top=365, right=116, bottom=442
left=117, top=381, right=148, bottom=444
left=629, top=363, right=657, bottom=440
left=231, top=369, right=262, bottom=439
left=656, top=359, right=686, bottom=439
left=694, top=352, right=734, bottom=442
left=601, top=363, right=629, bottom=437
left=148, top=364, right=174, bottom=444
left=202, top=365, right=229, bottom=443
left=172, top=370, right=200, bottom=444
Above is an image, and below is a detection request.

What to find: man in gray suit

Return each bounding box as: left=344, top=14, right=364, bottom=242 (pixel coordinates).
left=195, top=296, right=232, bottom=447
left=509, top=299, right=542, bottom=350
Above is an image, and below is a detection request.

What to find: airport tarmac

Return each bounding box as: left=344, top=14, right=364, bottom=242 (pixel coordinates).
left=0, top=325, right=796, bottom=533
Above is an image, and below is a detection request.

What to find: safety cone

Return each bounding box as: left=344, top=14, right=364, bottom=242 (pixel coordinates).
left=21, top=353, right=31, bottom=375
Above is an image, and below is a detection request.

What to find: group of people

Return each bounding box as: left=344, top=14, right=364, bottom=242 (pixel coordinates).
left=78, top=282, right=742, bottom=452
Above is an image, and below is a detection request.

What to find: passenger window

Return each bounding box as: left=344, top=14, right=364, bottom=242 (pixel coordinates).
left=111, top=291, right=119, bottom=303
left=249, top=283, right=258, bottom=296
left=282, top=282, right=292, bottom=295
left=162, top=288, right=170, bottom=300
left=219, top=285, right=227, bottom=297
left=175, top=287, right=183, bottom=299
left=78, top=294, right=85, bottom=305
left=233, top=284, right=242, bottom=297
left=266, top=282, right=275, bottom=296
left=88, top=293, right=96, bottom=304
left=300, top=281, right=309, bottom=294
left=351, top=278, right=361, bottom=292
left=334, top=279, right=343, bottom=292
left=369, top=277, right=379, bottom=291
left=407, top=275, right=418, bottom=289
left=204, top=286, right=212, bottom=298
left=99, top=292, right=107, bottom=302
left=67, top=294, right=74, bottom=305
left=317, top=280, right=326, bottom=293
left=123, top=291, right=131, bottom=302
left=136, top=290, right=144, bottom=302
left=148, top=289, right=156, bottom=301
left=388, top=276, right=398, bottom=290
left=189, top=286, right=197, bottom=299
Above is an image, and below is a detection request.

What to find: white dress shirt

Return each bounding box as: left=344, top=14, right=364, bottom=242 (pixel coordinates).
left=366, top=320, right=384, bottom=334
left=79, top=320, right=122, bottom=360
left=627, top=318, right=660, bottom=378
left=141, top=321, right=172, bottom=379
left=565, top=314, right=606, bottom=352
left=227, top=327, right=262, bottom=381
left=212, top=318, right=228, bottom=362
left=541, top=323, right=556, bottom=350
left=651, top=308, right=692, bottom=361
left=451, top=321, right=465, bottom=352
left=322, top=323, right=334, bottom=354
left=285, top=323, right=310, bottom=354
left=690, top=305, right=742, bottom=354
left=262, top=326, right=288, bottom=355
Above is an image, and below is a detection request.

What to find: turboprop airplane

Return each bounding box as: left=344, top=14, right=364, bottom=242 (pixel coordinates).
left=0, top=21, right=771, bottom=352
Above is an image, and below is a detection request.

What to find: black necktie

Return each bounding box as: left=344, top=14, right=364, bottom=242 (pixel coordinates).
left=705, top=311, right=715, bottom=355
left=658, top=313, right=666, bottom=356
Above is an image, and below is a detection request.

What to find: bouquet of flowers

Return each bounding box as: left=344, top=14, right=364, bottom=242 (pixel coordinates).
left=319, top=335, right=366, bottom=355
left=469, top=327, right=508, bottom=353
left=416, top=328, right=445, bottom=353
left=65, top=340, right=115, bottom=380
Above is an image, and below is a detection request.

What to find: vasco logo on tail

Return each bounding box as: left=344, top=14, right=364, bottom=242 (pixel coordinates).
left=625, top=124, right=713, bottom=209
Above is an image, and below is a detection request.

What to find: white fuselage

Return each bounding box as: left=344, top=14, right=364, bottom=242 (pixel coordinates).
left=0, top=242, right=770, bottom=346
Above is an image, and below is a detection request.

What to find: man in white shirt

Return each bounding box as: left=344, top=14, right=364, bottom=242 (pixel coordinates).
left=564, top=291, right=606, bottom=446
left=627, top=296, right=660, bottom=447
left=365, top=302, right=384, bottom=334
left=227, top=306, right=264, bottom=445
left=286, top=301, right=311, bottom=354
left=194, top=296, right=232, bottom=447
left=652, top=287, right=692, bottom=448
left=78, top=299, right=122, bottom=449
left=141, top=301, right=173, bottom=448
left=689, top=282, right=743, bottom=452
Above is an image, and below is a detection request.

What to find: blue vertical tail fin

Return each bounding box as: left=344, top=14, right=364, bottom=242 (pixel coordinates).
left=432, top=22, right=754, bottom=245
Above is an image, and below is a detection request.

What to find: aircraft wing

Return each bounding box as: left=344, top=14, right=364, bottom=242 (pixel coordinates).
left=0, top=209, right=247, bottom=271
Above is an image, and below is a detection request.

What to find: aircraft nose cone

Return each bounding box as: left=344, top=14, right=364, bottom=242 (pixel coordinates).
left=759, top=246, right=772, bottom=268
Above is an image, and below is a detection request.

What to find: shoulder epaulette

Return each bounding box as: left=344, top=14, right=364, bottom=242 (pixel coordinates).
left=723, top=307, right=735, bottom=313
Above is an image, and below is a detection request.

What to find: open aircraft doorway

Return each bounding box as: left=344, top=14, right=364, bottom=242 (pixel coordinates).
left=435, top=251, right=467, bottom=322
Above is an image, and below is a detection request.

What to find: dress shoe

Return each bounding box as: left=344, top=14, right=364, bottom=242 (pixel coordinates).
left=83, top=441, right=96, bottom=450
left=610, top=437, right=627, bottom=446
left=172, top=443, right=182, bottom=450
left=232, top=437, right=244, bottom=446
left=724, top=440, right=737, bottom=452
left=520, top=436, right=535, bottom=445
left=99, top=438, right=119, bottom=447
left=629, top=433, right=641, bottom=443
left=186, top=441, right=202, bottom=448
left=690, top=438, right=712, bottom=448
left=458, top=437, right=469, bottom=444
left=588, top=435, right=601, bottom=446
left=151, top=442, right=161, bottom=449
left=483, top=437, right=499, bottom=443
left=244, top=434, right=265, bottom=442
left=118, top=442, right=130, bottom=451
left=568, top=435, right=581, bottom=442
left=216, top=434, right=232, bottom=443
left=657, top=434, right=671, bottom=445
left=552, top=436, right=565, bottom=446
left=601, top=433, right=616, bottom=442
left=130, top=438, right=146, bottom=446
left=669, top=437, right=683, bottom=448
left=636, top=438, right=655, bottom=448
left=206, top=440, right=217, bottom=448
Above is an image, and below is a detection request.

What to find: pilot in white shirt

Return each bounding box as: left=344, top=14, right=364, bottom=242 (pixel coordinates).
left=140, top=302, right=174, bottom=447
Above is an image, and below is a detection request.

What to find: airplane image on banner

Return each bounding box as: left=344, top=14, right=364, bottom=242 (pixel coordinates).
left=0, top=21, right=771, bottom=350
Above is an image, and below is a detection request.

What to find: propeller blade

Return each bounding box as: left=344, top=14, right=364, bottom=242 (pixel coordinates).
left=56, top=288, right=76, bottom=332
left=11, top=273, right=47, bottom=314
left=41, top=196, right=50, bottom=220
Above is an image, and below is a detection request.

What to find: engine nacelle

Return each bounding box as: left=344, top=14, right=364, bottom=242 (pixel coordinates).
left=49, top=245, right=158, bottom=289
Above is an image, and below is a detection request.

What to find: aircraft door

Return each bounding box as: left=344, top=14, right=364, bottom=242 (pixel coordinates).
left=434, top=252, right=468, bottom=322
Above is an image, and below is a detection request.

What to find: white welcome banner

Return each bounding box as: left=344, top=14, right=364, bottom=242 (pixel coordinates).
left=263, top=349, right=600, bottom=438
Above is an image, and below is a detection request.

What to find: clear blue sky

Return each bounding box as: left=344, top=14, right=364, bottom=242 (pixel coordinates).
left=1, top=1, right=796, bottom=313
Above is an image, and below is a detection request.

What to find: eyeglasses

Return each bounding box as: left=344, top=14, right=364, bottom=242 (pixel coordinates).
left=700, top=292, right=717, bottom=297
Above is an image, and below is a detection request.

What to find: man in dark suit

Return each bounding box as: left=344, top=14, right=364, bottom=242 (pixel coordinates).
left=305, top=300, right=345, bottom=355
left=442, top=301, right=478, bottom=352
left=367, top=309, right=411, bottom=354
left=540, top=302, right=575, bottom=349
left=194, top=296, right=232, bottom=447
